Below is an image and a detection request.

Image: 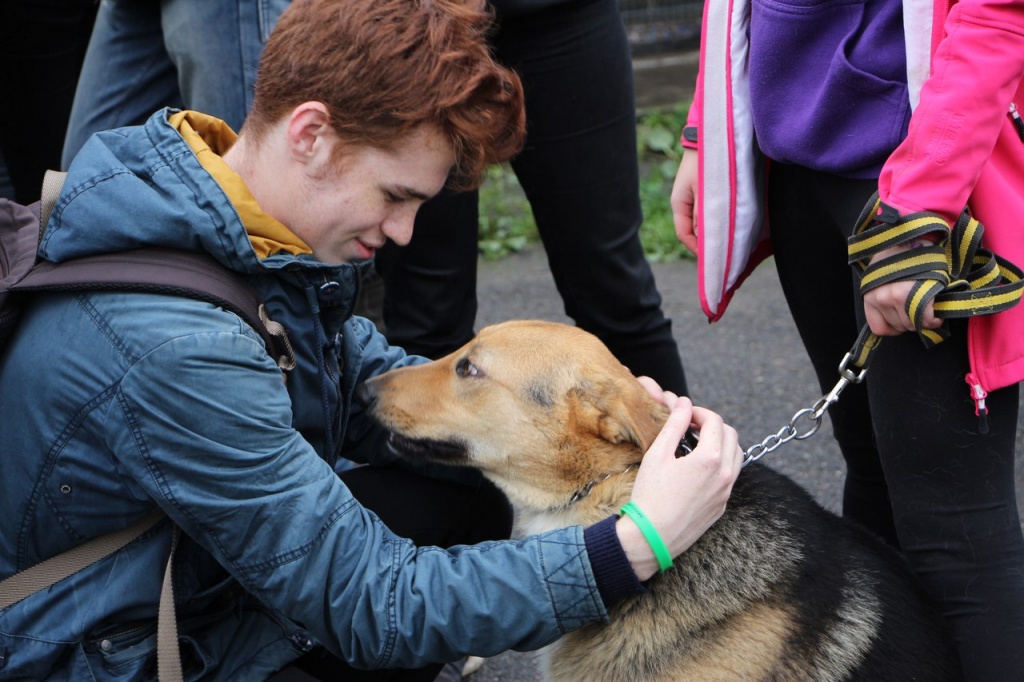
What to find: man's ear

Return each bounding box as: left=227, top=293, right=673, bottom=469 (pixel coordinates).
left=285, top=102, right=334, bottom=168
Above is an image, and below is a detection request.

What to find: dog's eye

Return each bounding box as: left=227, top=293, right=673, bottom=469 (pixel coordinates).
left=456, top=358, right=482, bottom=378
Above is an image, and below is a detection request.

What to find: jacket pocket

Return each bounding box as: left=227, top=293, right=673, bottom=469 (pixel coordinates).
left=84, top=618, right=216, bottom=681
left=86, top=620, right=158, bottom=672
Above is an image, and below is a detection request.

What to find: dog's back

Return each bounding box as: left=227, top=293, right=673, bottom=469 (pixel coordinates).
left=545, top=463, right=961, bottom=682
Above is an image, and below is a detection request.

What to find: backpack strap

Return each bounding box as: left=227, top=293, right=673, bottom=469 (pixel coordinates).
left=2, top=175, right=286, bottom=681
left=0, top=509, right=165, bottom=610
left=14, top=247, right=293, bottom=369
left=158, top=527, right=185, bottom=682
left=39, top=169, right=66, bottom=234
left=22, top=168, right=292, bottom=369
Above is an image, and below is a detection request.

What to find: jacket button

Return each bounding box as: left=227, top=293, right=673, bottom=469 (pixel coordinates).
left=290, top=633, right=316, bottom=652
left=100, top=639, right=113, bottom=651
left=60, top=484, right=72, bottom=494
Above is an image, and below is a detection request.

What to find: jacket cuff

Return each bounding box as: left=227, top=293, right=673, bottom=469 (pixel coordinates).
left=583, top=515, right=648, bottom=607
left=681, top=126, right=698, bottom=150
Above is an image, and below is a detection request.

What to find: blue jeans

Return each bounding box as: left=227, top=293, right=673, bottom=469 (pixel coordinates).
left=62, top=0, right=292, bottom=168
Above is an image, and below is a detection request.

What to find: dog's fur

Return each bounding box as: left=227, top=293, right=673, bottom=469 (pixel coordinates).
left=358, top=320, right=962, bottom=681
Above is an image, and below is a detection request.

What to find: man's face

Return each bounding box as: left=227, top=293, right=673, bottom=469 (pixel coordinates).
left=290, top=125, right=455, bottom=264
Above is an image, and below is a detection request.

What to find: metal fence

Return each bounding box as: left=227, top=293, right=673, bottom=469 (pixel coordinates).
left=619, top=0, right=703, bottom=55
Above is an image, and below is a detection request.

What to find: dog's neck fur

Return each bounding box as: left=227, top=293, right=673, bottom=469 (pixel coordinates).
left=464, top=373, right=673, bottom=535
left=515, top=461, right=642, bottom=536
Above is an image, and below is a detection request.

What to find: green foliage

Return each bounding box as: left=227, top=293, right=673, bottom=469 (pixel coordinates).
left=477, top=164, right=536, bottom=261
left=635, top=102, right=692, bottom=262
left=476, top=99, right=693, bottom=262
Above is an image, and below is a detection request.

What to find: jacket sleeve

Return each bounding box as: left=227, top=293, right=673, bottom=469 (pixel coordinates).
left=336, top=315, right=426, bottom=467
left=878, top=0, right=1024, bottom=222
left=109, top=327, right=608, bottom=669
left=683, top=50, right=704, bottom=151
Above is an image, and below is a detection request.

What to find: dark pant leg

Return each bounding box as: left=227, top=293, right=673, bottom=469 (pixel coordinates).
left=767, top=163, right=898, bottom=546
left=769, top=163, right=1024, bottom=680
left=866, top=324, right=1024, bottom=680
left=375, top=189, right=480, bottom=358
left=287, top=466, right=513, bottom=681
left=492, top=0, right=688, bottom=394
left=0, top=0, right=97, bottom=203
left=374, top=0, right=687, bottom=394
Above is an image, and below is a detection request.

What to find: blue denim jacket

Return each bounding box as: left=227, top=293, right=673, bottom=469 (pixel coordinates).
left=0, top=110, right=606, bottom=680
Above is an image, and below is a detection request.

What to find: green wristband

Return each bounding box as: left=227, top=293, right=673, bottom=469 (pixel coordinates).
left=620, top=501, right=673, bottom=573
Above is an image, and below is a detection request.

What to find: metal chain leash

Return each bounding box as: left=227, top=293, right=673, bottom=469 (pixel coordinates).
left=741, top=350, right=868, bottom=467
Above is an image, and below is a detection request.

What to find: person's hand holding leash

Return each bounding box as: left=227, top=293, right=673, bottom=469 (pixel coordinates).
left=616, top=393, right=742, bottom=581
left=863, top=241, right=942, bottom=336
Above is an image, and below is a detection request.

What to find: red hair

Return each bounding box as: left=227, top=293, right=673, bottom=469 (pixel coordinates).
left=246, top=0, right=525, bottom=189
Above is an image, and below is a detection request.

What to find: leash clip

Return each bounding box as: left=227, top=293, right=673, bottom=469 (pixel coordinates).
left=811, top=352, right=868, bottom=420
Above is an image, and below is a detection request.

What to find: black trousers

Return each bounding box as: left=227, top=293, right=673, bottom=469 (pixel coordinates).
left=768, top=162, right=1024, bottom=681
left=372, top=0, right=688, bottom=395
left=276, top=466, right=513, bottom=681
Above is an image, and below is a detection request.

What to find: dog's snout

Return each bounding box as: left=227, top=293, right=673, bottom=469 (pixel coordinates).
left=354, top=381, right=377, bottom=408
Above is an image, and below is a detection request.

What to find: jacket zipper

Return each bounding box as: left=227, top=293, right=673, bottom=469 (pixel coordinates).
left=963, top=104, right=1022, bottom=431
left=1011, top=103, right=1024, bottom=142
left=965, top=373, right=990, bottom=434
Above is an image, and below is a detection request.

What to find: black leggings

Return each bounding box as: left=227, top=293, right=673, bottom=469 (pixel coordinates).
left=372, top=0, right=688, bottom=395
left=279, top=466, right=513, bottom=681
left=768, top=162, right=1024, bottom=681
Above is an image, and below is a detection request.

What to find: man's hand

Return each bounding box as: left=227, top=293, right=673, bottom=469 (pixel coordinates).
left=616, top=395, right=742, bottom=581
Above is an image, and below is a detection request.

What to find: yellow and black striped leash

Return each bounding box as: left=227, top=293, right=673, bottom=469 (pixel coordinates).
left=742, top=194, right=1024, bottom=465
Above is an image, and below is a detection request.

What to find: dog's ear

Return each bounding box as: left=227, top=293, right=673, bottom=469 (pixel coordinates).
left=569, top=381, right=666, bottom=453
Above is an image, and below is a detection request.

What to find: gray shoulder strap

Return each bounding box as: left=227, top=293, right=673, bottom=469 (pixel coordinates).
left=40, top=169, right=67, bottom=233
left=0, top=508, right=165, bottom=609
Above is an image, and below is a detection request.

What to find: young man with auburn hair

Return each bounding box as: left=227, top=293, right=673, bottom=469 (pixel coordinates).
left=0, top=0, right=742, bottom=679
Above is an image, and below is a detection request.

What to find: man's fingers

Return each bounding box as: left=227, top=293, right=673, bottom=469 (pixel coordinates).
left=650, top=397, right=694, bottom=453
left=637, top=376, right=663, bottom=402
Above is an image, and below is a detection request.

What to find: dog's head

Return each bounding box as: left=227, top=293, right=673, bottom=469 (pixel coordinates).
left=358, top=320, right=669, bottom=516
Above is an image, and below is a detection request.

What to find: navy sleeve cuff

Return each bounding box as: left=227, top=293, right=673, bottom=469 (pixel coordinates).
left=583, top=515, right=648, bottom=608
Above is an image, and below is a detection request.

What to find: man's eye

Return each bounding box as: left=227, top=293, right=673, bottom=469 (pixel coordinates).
left=455, top=358, right=481, bottom=378
left=384, top=191, right=403, bottom=203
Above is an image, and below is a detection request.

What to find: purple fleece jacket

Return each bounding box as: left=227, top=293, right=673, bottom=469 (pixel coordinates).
left=748, top=0, right=911, bottom=178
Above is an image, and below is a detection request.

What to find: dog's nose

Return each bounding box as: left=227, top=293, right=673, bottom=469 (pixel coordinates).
left=354, top=381, right=376, bottom=408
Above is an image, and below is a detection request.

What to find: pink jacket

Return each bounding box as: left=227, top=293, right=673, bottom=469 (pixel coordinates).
left=685, top=0, right=1024, bottom=403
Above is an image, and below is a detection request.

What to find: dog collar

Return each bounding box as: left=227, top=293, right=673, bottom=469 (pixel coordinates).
left=561, top=463, right=640, bottom=510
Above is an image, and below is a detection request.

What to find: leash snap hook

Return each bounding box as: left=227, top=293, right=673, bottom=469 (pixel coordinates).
left=810, top=351, right=870, bottom=420
left=811, top=374, right=853, bottom=421
left=837, top=351, right=868, bottom=385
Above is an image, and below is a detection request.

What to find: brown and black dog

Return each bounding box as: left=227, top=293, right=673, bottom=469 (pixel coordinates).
left=357, top=320, right=961, bottom=682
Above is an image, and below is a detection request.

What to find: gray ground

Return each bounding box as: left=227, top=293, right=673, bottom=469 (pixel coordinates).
left=440, top=52, right=1024, bottom=681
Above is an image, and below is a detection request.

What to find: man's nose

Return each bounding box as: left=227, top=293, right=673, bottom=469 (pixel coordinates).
left=382, top=210, right=416, bottom=246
